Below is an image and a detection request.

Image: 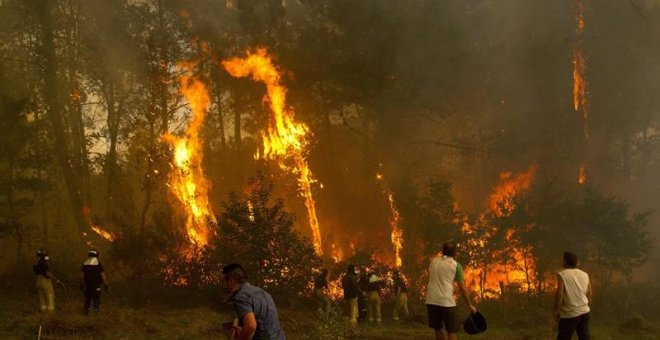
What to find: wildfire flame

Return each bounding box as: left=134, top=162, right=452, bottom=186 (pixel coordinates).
left=578, top=163, right=587, bottom=185
left=463, top=165, right=538, bottom=299
left=573, top=0, right=589, bottom=185
left=222, top=49, right=323, bottom=256
left=164, top=72, right=217, bottom=247
left=376, top=171, right=404, bottom=268
left=91, top=226, right=115, bottom=242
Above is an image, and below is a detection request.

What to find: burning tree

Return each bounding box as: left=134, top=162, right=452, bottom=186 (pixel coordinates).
left=213, top=172, right=321, bottom=301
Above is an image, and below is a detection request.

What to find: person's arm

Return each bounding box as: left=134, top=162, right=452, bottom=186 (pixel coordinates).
left=46, top=270, right=61, bottom=284
left=554, top=273, right=564, bottom=321
left=457, top=280, right=477, bottom=313
left=79, top=270, right=85, bottom=289
left=586, top=281, right=592, bottom=306
left=455, top=264, right=476, bottom=313
left=235, top=312, right=257, bottom=340
left=101, top=272, right=108, bottom=288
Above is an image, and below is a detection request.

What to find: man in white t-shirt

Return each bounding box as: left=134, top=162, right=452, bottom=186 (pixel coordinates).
left=425, top=242, right=477, bottom=340
left=554, top=252, right=592, bottom=340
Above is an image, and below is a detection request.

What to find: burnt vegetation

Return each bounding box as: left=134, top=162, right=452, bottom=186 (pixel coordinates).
left=1, top=0, right=660, bottom=338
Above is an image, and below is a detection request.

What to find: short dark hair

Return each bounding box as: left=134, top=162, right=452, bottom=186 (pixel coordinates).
left=347, top=264, right=356, bottom=275
left=442, top=242, right=457, bottom=257
left=563, top=252, right=578, bottom=268
left=222, top=263, right=248, bottom=283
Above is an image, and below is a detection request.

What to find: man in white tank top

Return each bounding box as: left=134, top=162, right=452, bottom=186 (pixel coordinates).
left=554, top=252, right=592, bottom=340
left=425, top=242, right=477, bottom=340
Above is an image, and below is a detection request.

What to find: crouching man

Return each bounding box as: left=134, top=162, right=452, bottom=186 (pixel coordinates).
left=222, top=263, right=285, bottom=340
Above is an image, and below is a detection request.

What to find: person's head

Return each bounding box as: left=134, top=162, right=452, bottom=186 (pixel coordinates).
left=88, top=249, right=99, bottom=258
left=321, top=268, right=328, bottom=276
left=221, top=263, right=248, bottom=291
left=36, top=248, right=48, bottom=259
left=563, top=252, right=578, bottom=268
left=347, top=264, right=356, bottom=275
left=442, top=242, right=457, bottom=257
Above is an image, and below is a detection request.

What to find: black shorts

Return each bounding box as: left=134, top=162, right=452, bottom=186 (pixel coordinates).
left=427, top=304, right=460, bottom=333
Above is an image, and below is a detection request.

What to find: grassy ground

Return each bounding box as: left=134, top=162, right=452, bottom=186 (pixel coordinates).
left=1, top=286, right=658, bottom=339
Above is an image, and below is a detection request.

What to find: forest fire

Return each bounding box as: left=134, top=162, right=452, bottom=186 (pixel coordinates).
left=222, top=49, right=323, bottom=256
left=164, top=72, right=216, bottom=247
left=573, top=0, right=589, bottom=185
left=463, top=165, right=538, bottom=299
left=91, top=226, right=115, bottom=242
left=376, top=171, right=404, bottom=268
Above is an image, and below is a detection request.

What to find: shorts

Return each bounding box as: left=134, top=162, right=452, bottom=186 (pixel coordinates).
left=427, top=304, right=460, bottom=333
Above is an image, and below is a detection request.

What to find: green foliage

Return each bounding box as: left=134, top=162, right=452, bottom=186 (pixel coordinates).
left=315, top=306, right=360, bottom=340
left=213, top=172, right=322, bottom=300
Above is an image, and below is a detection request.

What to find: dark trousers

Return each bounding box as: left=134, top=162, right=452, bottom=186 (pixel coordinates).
left=557, top=313, right=590, bottom=340
left=84, top=288, right=101, bottom=313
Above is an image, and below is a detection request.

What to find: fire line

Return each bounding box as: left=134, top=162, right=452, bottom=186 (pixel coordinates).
left=222, top=49, right=323, bottom=256
left=164, top=70, right=217, bottom=247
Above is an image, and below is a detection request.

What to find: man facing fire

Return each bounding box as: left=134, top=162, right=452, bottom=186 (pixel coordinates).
left=426, top=242, right=477, bottom=340
left=313, top=268, right=331, bottom=313
left=554, top=252, right=592, bottom=340
left=342, top=264, right=362, bottom=325
left=222, top=263, right=285, bottom=340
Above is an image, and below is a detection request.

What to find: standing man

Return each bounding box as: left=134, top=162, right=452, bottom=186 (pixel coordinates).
left=426, top=242, right=477, bottom=340
left=341, top=264, right=361, bottom=325
left=392, top=270, right=409, bottom=321
left=366, top=272, right=383, bottom=324
left=554, top=252, right=592, bottom=340
left=33, top=249, right=62, bottom=313
left=80, top=249, right=108, bottom=314
left=222, top=263, right=285, bottom=340
left=314, top=269, right=331, bottom=313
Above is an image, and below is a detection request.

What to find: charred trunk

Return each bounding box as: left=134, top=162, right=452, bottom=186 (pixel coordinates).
left=36, top=0, right=88, bottom=236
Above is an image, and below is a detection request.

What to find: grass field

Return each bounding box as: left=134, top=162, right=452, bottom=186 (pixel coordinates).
left=1, top=285, right=658, bottom=339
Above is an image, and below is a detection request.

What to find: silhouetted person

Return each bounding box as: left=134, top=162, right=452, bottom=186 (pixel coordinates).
left=366, top=272, right=383, bottom=323
left=222, top=263, right=285, bottom=340
left=33, top=249, right=61, bottom=312
left=314, top=269, right=331, bottom=313
left=426, top=242, right=477, bottom=340
left=392, top=270, right=409, bottom=321
left=341, top=264, right=361, bottom=325
left=554, top=252, right=592, bottom=340
left=80, top=249, right=108, bottom=314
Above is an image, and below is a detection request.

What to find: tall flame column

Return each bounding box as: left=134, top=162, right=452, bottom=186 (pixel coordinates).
left=222, top=49, right=323, bottom=256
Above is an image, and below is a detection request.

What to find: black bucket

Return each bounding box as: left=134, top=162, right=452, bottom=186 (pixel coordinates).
left=463, top=311, right=487, bottom=335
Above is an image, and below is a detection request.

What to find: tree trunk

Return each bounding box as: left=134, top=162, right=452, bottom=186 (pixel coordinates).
left=233, top=88, right=242, bottom=153
left=36, top=0, right=88, bottom=236
left=215, top=78, right=227, bottom=149
left=103, top=81, right=123, bottom=221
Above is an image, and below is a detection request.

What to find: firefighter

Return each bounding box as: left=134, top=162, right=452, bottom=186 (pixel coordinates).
left=392, top=270, right=410, bottom=321
left=80, top=249, right=108, bottom=314
left=341, top=264, right=361, bottom=325
left=314, top=268, right=331, bottom=313
left=33, top=248, right=61, bottom=312
left=366, top=272, right=383, bottom=324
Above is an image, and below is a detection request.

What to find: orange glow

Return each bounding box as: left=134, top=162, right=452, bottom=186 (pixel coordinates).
left=487, top=164, right=537, bottom=217
left=91, top=226, right=115, bottom=242
left=330, top=243, right=344, bottom=263
left=222, top=49, right=323, bottom=256
left=578, top=163, right=587, bottom=185
left=164, top=72, right=216, bottom=247
left=573, top=0, right=589, bottom=183
left=463, top=165, right=539, bottom=299
left=376, top=170, right=404, bottom=268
